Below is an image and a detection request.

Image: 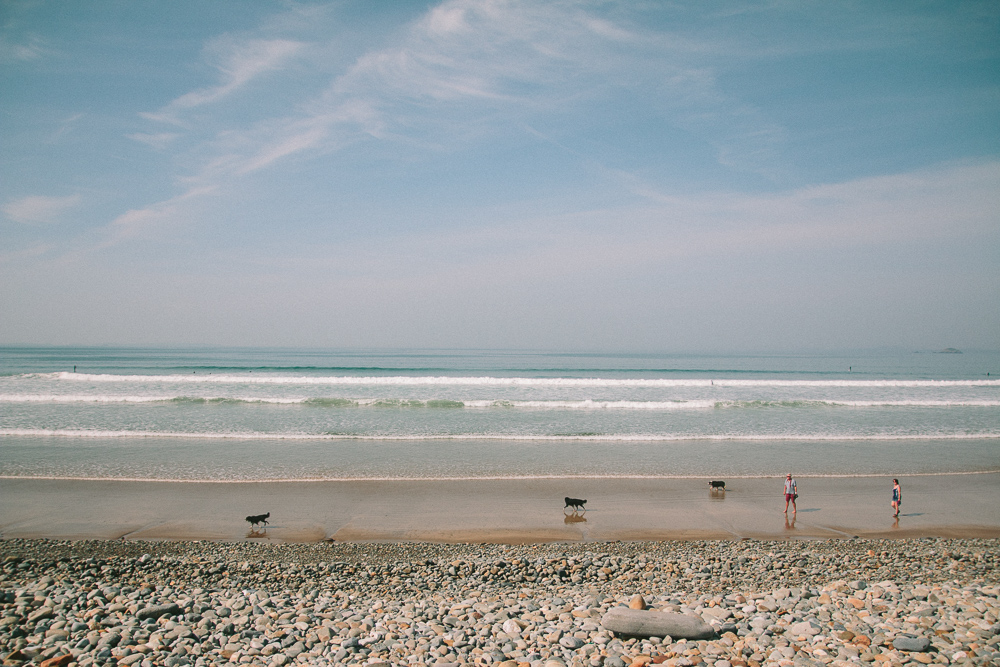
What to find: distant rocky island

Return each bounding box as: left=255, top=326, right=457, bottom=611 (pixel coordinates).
left=936, top=348, right=962, bottom=354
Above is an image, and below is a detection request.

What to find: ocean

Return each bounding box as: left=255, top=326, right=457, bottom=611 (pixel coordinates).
left=1, top=347, right=997, bottom=482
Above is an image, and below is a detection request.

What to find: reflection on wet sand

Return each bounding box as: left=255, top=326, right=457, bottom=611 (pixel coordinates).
left=785, top=514, right=796, bottom=531
left=247, top=527, right=268, bottom=539
left=564, top=511, right=587, bottom=524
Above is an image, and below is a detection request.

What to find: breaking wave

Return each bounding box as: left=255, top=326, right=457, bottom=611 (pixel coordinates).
left=1, top=394, right=997, bottom=409
left=29, top=372, right=1000, bottom=387
left=3, top=428, right=998, bottom=441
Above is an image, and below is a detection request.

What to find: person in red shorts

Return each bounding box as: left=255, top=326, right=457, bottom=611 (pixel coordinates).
left=784, top=473, right=797, bottom=514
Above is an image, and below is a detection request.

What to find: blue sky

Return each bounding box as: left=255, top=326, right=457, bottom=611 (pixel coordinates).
left=2, top=0, right=998, bottom=351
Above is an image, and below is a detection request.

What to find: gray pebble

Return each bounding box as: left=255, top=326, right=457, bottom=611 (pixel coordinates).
left=892, top=634, right=931, bottom=651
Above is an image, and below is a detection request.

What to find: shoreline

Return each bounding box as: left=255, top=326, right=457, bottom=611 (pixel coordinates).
left=2, top=473, right=998, bottom=543
left=4, top=468, right=1000, bottom=482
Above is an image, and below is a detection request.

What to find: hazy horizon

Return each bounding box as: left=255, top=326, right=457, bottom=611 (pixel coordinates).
left=3, top=1, right=998, bottom=351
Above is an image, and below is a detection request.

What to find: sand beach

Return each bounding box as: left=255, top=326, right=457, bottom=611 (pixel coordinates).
left=2, top=473, right=998, bottom=543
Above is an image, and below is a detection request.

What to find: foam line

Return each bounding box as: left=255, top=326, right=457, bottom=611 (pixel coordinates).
left=2, top=428, right=998, bottom=441
left=32, top=372, right=1000, bottom=387
left=1, top=470, right=998, bottom=483
left=1, top=395, right=998, bottom=408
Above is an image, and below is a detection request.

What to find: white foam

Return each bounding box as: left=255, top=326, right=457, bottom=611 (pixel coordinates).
left=2, top=428, right=998, bottom=441
left=1, top=470, right=997, bottom=483
left=1, top=394, right=997, bottom=409
left=0, top=394, right=305, bottom=404
left=38, top=372, right=1000, bottom=387
left=466, top=399, right=718, bottom=409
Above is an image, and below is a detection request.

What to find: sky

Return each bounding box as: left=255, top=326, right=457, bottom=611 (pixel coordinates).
left=1, top=0, right=998, bottom=352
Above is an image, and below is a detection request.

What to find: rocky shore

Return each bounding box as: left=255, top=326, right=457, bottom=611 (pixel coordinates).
left=1, top=538, right=997, bottom=667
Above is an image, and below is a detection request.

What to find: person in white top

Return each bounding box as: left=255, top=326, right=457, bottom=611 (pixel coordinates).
left=784, top=473, right=797, bottom=514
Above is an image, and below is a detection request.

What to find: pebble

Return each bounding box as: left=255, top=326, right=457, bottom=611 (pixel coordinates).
left=0, top=538, right=997, bottom=666
left=892, top=634, right=931, bottom=652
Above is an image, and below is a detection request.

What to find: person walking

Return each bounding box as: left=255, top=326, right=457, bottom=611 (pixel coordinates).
left=892, top=478, right=902, bottom=517
left=784, top=473, right=797, bottom=514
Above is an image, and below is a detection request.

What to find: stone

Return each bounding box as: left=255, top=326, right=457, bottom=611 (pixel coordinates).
left=629, top=596, right=648, bottom=610
left=27, top=608, right=54, bottom=624
left=702, top=607, right=732, bottom=621
left=137, top=603, right=182, bottom=621
left=892, top=635, right=930, bottom=652
left=789, top=621, right=820, bottom=636
left=502, top=619, right=524, bottom=635
left=39, top=656, right=73, bottom=667
left=559, top=636, right=584, bottom=649
left=601, top=608, right=715, bottom=640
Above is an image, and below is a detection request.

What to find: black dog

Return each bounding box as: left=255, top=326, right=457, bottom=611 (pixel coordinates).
left=246, top=512, right=270, bottom=528
left=708, top=481, right=726, bottom=490
left=564, top=497, right=587, bottom=511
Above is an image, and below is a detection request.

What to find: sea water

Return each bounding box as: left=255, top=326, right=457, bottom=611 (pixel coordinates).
left=0, top=347, right=997, bottom=481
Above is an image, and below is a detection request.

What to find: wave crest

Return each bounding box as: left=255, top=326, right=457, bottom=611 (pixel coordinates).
left=2, top=428, right=998, bottom=441
left=32, top=371, right=1000, bottom=387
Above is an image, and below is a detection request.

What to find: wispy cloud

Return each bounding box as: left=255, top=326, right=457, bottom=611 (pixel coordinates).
left=105, top=186, right=216, bottom=243
left=3, top=194, right=81, bottom=225
left=0, top=33, right=49, bottom=63
left=48, top=113, right=84, bottom=143
left=123, top=0, right=988, bottom=245
left=127, top=132, right=181, bottom=150
left=546, top=160, right=1000, bottom=267
left=264, top=160, right=1000, bottom=289
left=179, top=0, right=702, bottom=177
left=142, top=38, right=304, bottom=124
left=109, top=0, right=797, bottom=250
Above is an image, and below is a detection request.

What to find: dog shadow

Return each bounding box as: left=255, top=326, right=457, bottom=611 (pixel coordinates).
left=564, top=511, right=587, bottom=524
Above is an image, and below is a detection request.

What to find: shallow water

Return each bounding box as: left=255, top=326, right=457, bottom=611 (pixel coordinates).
left=1, top=347, right=997, bottom=480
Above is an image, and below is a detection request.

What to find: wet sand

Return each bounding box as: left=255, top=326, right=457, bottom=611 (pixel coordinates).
left=1, top=473, right=998, bottom=543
